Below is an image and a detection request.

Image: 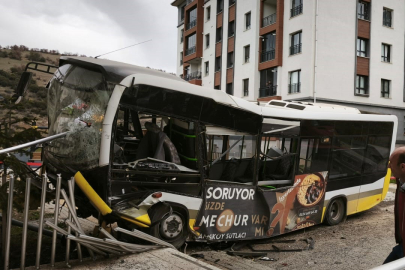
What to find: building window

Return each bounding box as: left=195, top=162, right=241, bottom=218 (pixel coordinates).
left=358, top=1, right=370, bottom=20
left=381, top=79, right=390, bottom=98
left=245, top=12, right=251, bottom=30
left=180, top=29, right=184, bottom=43
left=215, top=56, right=221, bottom=72
left=206, top=6, right=211, bottom=21
left=244, top=45, right=250, bottom=63
left=290, top=31, right=302, bottom=55
left=260, top=68, right=277, bottom=97
left=228, top=21, right=235, bottom=37
left=214, top=85, right=220, bottom=90
left=243, top=79, right=249, bottom=96
left=205, top=34, right=210, bottom=48
left=180, top=5, right=185, bottom=23
left=229, top=0, right=236, bottom=6
left=186, top=34, right=196, bottom=55
left=226, top=83, right=233, bottom=95
left=186, top=8, right=197, bottom=30
left=381, top=43, right=391, bottom=62
left=357, top=38, right=368, bottom=57
left=180, top=52, right=183, bottom=66
left=205, top=61, right=209, bottom=76
left=217, top=0, right=223, bottom=14
left=289, top=70, right=301, bottom=94
left=356, top=75, right=368, bottom=95
left=216, top=27, right=222, bottom=42
left=291, top=0, right=303, bottom=18
left=383, top=8, right=392, bottom=27
left=227, top=52, right=234, bottom=68
left=261, top=32, right=276, bottom=62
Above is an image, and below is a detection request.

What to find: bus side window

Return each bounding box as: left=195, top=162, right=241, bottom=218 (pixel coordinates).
left=299, top=138, right=331, bottom=174
left=207, top=134, right=257, bottom=183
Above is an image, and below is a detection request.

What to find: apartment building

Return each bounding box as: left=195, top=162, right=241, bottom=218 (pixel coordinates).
left=172, top=0, right=405, bottom=142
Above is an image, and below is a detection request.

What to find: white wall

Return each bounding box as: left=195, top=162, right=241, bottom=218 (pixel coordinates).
left=280, top=0, right=315, bottom=100
left=233, top=0, right=260, bottom=100
left=202, top=1, right=217, bottom=88
left=369, top=0, right=405, bottom=107
left=315, top=0, right=357, bottom=102
left=176, top=24, right=185, bottom=76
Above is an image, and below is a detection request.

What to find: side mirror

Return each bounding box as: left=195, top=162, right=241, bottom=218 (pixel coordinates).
left=14, top=71, right=33, bottom=104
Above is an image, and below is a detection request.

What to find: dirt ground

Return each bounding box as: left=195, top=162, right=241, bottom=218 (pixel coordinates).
left=187, top=193, right=396, bottom=270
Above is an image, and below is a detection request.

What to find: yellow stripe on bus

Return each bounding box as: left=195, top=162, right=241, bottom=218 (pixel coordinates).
left=381, top=168, right=392, bottom=201
left=357, top=194, right=383, bottom=212
left=74, top=171, right=112, bottom=216
left=135, top=213, right=151, bottom=226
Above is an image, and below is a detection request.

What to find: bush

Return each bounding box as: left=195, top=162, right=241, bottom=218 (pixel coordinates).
left=39, top=57, right=46, bottom=62
left=0, top=51, right=7, bottom=58
left=28, top=51, right=41, bottom=61
left=8, top=50, right=22, bottom=60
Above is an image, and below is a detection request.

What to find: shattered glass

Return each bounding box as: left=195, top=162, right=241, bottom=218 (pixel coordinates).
left=46, top=64, right=113, bottom=170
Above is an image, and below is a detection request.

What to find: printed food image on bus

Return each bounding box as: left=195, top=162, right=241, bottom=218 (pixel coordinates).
left=296, top=173, right=325, bottom=206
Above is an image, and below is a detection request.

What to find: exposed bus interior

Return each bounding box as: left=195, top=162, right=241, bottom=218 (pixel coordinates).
left=111, top=107, right=201, bottom=185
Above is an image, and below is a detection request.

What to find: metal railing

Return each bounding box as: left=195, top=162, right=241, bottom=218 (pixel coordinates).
left=2, top=171, right=171, bottom=269
left=261, top=49, right=275, bottom=62
left=184, top=71, right=202, bottom=81
left=371, top=257, right=405, bottom=270
left=290, top=43, right=302, bottom=55
left=262, top=13, right=276, bottom=27
left=259, top=85, right=277, bottom=97
left=383, top=18, right=392, bottom=27
left=288, top=83, right=301, bottom=94
left=358, top=12, right=369, bottom=20
left=186, top=19, right=197, bottom=30
left=185, top=46, right=196, bottom=56
left=381, top=55, right=390, bottom=62
left=291, top=4, right=303, bottom=17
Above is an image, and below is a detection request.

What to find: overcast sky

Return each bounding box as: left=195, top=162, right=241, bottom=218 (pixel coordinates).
left=0, top=0, right=178, bottom=73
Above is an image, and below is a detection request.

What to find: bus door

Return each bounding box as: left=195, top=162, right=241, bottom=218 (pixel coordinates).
left=257, top=124, right=329, bottom=237
left=357, top=122, right=393, bottom=212
left=194, top=129, right=271, bottom=241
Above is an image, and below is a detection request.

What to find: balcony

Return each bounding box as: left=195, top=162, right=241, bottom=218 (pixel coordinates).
left=259, top=85, right=277, bottom=97
left=261, top=49, right=275, bottom=63
left=262, top=13, right=276, bottom=28
left=186, top=19, right=197, bottom=30
left=358, top=12, right=369, bottom=20
left=185, top=46, right=196, bottom=56
left=186, top=0, right=194, bottom=6
left=290, top=43, right=302, bottom=55
left=290, top=4, right=303, bottom=18
left=184, top=71, right=202, bottom=81
left=288, top=83, right=301, bottom=94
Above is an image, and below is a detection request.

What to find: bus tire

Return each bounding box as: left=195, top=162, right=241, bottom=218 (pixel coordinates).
left=150, top=205, right=188, bottom=249
left=325, top=198, right=345, bottom=226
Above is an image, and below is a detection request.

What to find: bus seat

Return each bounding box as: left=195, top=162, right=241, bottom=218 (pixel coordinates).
left=264, top=154, right=294, bottom=180
left=136, top=122, right=181, bottom=164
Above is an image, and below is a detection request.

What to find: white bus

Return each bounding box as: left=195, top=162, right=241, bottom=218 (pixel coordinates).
left=13, top=57, right=397, bottom=248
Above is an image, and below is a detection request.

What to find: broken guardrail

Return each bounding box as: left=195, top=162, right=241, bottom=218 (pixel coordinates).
left=2, top=172, right=172, bottom=270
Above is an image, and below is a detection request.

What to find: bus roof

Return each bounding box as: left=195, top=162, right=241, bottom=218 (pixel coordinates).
left=59, top=57, right=397, bottom=125
left=59, top=56, right=185, bottom=84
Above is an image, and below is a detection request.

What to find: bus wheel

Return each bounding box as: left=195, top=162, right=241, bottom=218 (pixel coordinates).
left=150, top=206, right=188, bottom=249
left=325, top=198, right=345, bottom=226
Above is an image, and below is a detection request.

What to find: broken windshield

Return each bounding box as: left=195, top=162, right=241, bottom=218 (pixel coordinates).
left=46, top=64, right=114, bottom=170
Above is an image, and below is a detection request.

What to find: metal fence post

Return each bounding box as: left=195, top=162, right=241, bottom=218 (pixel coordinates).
left=35, top=174, right=48, bottom=269
left=50, top=174, right=61, bottom=267
left=3, top=174, right=15, bottom=270
left=20, top=177, right=31, bottom=270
